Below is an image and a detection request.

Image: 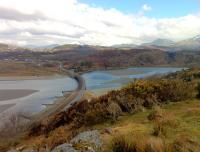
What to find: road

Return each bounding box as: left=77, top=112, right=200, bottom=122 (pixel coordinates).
left=30, top=69, right=86, bottom=123
left=61, top=69, right=86, bottom=111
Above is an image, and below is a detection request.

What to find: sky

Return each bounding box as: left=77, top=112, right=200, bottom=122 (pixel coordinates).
left=0, top=0, right=200, bottom=46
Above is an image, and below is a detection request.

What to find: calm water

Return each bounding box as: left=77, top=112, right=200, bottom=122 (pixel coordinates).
left=83, top=67, right=183, bottom=94
left=0, top=77, right=77, bottom=114
left=0, top=67, right=183, bottom=115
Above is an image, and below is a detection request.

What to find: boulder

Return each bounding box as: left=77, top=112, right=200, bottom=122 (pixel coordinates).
left=21, top=148, right=36, bottom=152
left=51, top=143, right=79, bottom=152
left=70, top=130, right=102, bottom=151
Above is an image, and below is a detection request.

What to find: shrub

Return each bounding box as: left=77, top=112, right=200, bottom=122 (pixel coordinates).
left=0, top=111, right=29, bottom=138
left=148, top=106, right=164, bottom=121
left=84, top=108, right=108, bottom=126
left=106, top=102, right=122, bottom=122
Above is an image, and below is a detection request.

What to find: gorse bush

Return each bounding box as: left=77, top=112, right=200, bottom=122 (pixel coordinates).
left=124, top=79, right=194, bottom=103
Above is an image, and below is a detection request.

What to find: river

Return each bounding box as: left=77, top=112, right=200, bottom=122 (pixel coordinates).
left=0, top=67, right=183, bottom=116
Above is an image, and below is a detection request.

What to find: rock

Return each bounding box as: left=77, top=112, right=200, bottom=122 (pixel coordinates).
left=70, top=130, right=102, bottom=151
left=21, top=147, right=36, bottom=152
left=51, top=143, right=79, bottom=152
left=104, top=128, right=113, bottom=134
left=16, top=146, right=26, bottom=151
left=87, top=146, right=95, bottom=152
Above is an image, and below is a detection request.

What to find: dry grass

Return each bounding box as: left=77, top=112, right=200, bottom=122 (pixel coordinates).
left=96, top=100, right=200, bottom=152
left=112, top=133, right=165, bottom=152
left=148, top=107, right=179, bottom=137
left=0, top=61, right=61, bottom=76
left=112, top=133, right=200, bottom=152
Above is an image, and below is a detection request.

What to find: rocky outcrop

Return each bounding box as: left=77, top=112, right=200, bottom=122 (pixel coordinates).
left=70, top=130, right=102, bottom=152
left=7, top=130, right=102, bottom=152
left=51, top=143, right=79, bottom=152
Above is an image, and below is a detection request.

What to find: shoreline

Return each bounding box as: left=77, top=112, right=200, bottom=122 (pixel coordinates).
left=0, top=74, right=66, bottom=81
left=78, top=65, right=185, bottom=75
left=0, top=103, right=16, bottom=113
left=0, top=89, right=38, bottom=102
left=0, top=65, right=185, bottom=79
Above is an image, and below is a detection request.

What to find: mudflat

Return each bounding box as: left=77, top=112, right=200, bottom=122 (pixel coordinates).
left=0, top=103, right=16, bottom=113
left=0, top=89, right=38, bottom=101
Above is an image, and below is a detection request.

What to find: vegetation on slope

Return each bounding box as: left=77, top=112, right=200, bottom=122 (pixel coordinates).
left=1, top=48, right=200, bottom=74
left=0, top=61, right=63, bottom=76
left=1, top=69, right=200, bottom=152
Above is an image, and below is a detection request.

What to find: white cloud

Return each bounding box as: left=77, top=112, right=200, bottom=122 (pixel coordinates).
left=142, top=4, right=152, bottom=11
left=0, top=0, right=199, bottom=46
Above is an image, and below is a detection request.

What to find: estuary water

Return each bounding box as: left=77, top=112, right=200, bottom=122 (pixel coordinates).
left=83, top=67, right=183, bottom=95
left=0, top=67, right=183, bottom=115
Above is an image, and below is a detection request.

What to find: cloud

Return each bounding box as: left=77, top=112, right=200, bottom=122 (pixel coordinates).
left=142, top=4, right=152, bottom=11
left=0, top=6, right=47, bottom=21
left=0, top=0, right=199, bottom=46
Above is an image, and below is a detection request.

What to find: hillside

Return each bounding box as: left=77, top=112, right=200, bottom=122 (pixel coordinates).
left=1, top=48, right=200, bottom=76
left=173, top=35, right=200, bottom=51
left=0, top=43, right=30, bottom=52
left=0, top=43, right=9, bottom=51
left=1, top=68, right=200, bottom=152
left=142, top=38, right=175, bottom=47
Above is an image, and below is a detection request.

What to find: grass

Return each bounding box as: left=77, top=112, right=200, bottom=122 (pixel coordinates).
left=91, top=99, right=200, bottom=151
left=0, top=61, right=62, bottom=76
left=2, top=98, right=199, bottom=152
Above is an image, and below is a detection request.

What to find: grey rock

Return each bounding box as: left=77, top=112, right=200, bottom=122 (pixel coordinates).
left=104, top=128, right=113, bottom=134
left=51, top=143, right=79, bottom=152
left=22, top=147, right=36, bottom=152
left=70, top=130, right=102, bottom=151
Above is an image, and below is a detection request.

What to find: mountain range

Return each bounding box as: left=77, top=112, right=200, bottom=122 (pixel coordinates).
left=0, top=35, right=200, bottom=52
left=114, top=35, right=200, bottom=52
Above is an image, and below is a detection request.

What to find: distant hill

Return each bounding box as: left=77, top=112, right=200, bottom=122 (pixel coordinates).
left=52, top=44, right=113, bottom=52
left=0, top=35, right=200, bottom=53
left=0, top=43, right=29, bottom=52
left=172, top=35, right=200, bottom=51
left=112, top=44, right=138, bottom=49
left=26, top=44, right=59, bottom=49
left=142, top=38, right=175, bottom=47
left=0, top=43, right=9, bottom=51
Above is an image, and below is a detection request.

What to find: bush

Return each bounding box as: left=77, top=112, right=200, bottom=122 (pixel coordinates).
left=148, top=106, right=164, bottom=121
left=106, top=102, right=122, bottom=122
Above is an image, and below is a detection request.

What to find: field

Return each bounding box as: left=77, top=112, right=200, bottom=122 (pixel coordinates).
left=0, top=61, right=62, bottom=76
left=96, top=99, right=200, bottom=151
